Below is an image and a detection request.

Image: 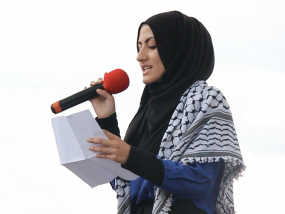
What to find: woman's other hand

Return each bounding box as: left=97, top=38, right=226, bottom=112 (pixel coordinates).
left=87, top=129, right=131, bottom=164
left=84, top=78, right=115, bottom=118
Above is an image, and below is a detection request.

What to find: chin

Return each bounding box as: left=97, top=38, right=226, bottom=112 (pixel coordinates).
left=143, top=77, right=155, bottom=84
left=142, top=68, right=166, bottom=84
left=143, top=75, right=161, bottom=84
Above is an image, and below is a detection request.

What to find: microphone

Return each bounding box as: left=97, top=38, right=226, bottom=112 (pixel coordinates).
left=51, top=68, right=129, bottom=114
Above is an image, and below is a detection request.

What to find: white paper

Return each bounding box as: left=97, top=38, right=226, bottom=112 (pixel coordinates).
left=51, top=109, right=138, bottom=187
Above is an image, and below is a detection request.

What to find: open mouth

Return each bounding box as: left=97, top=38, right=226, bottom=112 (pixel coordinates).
left=143, top=66, right=152, bottom=75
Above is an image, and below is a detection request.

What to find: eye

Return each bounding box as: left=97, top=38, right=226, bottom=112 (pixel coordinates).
left=149, top=45, right=157, bottom=49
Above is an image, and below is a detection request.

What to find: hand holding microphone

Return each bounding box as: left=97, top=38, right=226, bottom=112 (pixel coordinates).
left=87, top=78, right=115, bottom=119
left=51, top=69, right=129, bottom=116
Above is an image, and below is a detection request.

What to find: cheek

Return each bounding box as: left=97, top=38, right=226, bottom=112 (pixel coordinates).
left=151, top=52, right=163, bottom=68
left=154, top=58, right=165, bottom=75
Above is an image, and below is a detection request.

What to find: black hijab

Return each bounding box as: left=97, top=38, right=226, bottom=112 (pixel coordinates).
left=124, top=11, right=215, bottom=154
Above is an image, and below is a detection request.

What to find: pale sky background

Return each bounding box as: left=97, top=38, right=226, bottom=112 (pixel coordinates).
left=0, top=0, right=284, bottom=213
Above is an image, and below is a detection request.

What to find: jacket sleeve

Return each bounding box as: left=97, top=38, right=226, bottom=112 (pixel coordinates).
left=95, top=112, right=120, bottom=190
left=122, top=147, right=224, bottom=199
left=159, top=159, right=224, bottom=199
left=95, top=112, right=121, bottom=138
left=121, top=146, right=165, bottom=186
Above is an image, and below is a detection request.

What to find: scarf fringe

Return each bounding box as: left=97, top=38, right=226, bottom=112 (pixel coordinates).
left=115, top=81, right=245, bottom=214
left=181, top=155, right=245, bottom=178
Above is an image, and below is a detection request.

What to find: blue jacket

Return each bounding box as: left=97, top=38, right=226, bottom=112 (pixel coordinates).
left=97, top=113, right=224, bottom=214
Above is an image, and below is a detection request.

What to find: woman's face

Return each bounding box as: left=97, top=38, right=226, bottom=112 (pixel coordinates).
left=136, top=24, right=166, bottom=84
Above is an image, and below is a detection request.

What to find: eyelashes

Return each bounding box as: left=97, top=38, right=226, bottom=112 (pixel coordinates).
left=138, top=45, right=157, bottom=52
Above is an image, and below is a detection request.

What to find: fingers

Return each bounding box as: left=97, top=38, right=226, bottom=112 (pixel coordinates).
left=89, top=78, right=110, bottom=98
left=103, top=129, right=121, bottom=141
left=87, top=137, right=110, bottom=146
left=95, top=88, right=111, bottom=98
left=96, top=153, right=116, bottom=160
left=90, top=78, right=103, bottom=87
left=84, top=78, right=103, bottom=90
left=86, top=133, right=121, bottom=152
left=89, top=145, right=114, bottom=154
left=87, top=137, right=117, bottom=160
left=87, top=138, right=112, bottom=153
left=87, top=133, right=128, bottom=163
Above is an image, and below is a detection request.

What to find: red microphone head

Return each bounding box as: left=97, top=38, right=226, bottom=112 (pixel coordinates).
left=103, top=69, right=129, bottom=94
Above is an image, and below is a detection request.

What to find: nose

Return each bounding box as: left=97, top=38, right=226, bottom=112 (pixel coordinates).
left=136, top=48, right=147, bottom=62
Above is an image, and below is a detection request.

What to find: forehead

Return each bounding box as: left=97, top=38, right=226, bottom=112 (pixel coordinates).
left=138, top=24, right=155, bottom=41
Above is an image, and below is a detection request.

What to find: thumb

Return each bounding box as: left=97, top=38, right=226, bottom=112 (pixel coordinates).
left=96, top=88, right=111, bottom=98
left=103, top=129, right=121, bottom=141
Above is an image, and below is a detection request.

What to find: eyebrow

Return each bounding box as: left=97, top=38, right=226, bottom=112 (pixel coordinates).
left=137, top=36, right=155, bottom=45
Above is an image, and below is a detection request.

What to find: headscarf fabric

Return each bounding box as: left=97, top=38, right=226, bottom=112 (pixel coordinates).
left=113, top=11, right=245, bottom=214
left=124, top=10, right=215, bottom=154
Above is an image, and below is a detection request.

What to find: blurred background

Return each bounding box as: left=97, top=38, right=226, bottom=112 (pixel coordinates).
left=0, top=0, right=284, bottom=213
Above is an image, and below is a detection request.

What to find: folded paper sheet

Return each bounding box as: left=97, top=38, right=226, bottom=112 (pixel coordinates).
left=51, top=109, right=138, bottom=187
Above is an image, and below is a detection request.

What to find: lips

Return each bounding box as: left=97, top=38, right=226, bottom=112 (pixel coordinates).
left=141, top=65, right=152, bottom=73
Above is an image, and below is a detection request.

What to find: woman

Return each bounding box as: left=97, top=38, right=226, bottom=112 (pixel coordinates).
left=86, top=11, right=245, bottom=214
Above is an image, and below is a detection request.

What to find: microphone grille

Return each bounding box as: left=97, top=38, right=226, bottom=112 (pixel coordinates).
left=103, top=69, right=129, bottom=94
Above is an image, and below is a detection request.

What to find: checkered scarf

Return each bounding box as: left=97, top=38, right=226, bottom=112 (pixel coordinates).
left=113, top=81, right=245, bottom=214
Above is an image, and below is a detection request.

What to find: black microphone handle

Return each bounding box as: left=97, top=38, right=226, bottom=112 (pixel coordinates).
left=59, top=84, right=104, bottom=112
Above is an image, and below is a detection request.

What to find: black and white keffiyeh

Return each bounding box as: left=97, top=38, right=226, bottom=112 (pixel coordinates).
left=113, top=80, right=245, bottom=214
left=112, top=10, right=245, bottom=214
